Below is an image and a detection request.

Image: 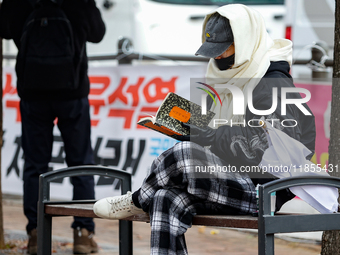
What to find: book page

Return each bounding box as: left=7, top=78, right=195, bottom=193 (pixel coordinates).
left=137, top=116, right=156, bottom=125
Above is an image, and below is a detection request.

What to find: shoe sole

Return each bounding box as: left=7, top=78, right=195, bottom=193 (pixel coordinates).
left=74, top=245, right=98, bottom=254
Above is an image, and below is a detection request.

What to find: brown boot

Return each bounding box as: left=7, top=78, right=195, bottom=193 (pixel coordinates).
left=73, top=227, right=98, bottom=254
left=27, top=229, right=37, bottom=255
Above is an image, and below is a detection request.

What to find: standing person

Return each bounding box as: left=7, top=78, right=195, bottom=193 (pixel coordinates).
left=0, top=0, right=105, bottom=254
left=93, top=4, right=316, bottom=255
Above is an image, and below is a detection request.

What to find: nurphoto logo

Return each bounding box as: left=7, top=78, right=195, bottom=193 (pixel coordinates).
left=196, top=81, right=312, bottom=128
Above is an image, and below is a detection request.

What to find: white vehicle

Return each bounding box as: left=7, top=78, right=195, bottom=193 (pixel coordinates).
left=90, top=0, right=286, bottom=57
left=284, top=0, right=335, bottom=78
left=3, top=0, right=286, bottom=62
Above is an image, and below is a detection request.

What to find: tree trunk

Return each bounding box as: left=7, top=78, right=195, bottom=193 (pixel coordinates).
left=321, top=0, right=340, bottom=254
left=0, top=34, right=5, bottom=248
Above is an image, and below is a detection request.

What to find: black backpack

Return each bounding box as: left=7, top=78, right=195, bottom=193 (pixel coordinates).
left=16, top=0, right=83, bottom=90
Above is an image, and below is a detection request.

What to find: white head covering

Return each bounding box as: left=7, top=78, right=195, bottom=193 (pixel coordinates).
left=201, top=4, right=292, bottom=126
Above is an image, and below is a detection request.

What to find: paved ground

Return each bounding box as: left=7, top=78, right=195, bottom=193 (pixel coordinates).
left=1, top=194, right=322, bottom=255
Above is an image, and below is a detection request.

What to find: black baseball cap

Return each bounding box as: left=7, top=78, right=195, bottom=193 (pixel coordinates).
left=195, top=13, right=234, bottom=58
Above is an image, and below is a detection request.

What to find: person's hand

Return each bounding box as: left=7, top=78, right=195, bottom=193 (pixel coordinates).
left=176, top=123, right=217, bottom=146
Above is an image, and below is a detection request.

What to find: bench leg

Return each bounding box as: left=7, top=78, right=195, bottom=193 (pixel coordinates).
left=37, top=214, right=52, bottom=255
left=258, top=232, right=274, bottom=255
left=119, top=220, right=133, bottom=255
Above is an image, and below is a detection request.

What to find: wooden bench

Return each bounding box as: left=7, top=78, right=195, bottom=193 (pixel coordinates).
left=37, top=165, right=340, bottom=255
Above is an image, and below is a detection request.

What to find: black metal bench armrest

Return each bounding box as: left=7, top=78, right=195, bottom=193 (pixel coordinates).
left=37, top=165, right=132, bottom=255
left=38, top=165, right=131, bottom=203
left=257, top=175, right=340, bottom=254
left=259, top=175, right=340, bottom=216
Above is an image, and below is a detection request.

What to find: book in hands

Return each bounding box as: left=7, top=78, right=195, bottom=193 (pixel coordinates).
left=137, top=92, right=215, bottom=139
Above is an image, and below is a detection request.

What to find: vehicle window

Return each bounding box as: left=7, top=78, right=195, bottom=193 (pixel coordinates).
left=148, top=0, right=284, bottom=5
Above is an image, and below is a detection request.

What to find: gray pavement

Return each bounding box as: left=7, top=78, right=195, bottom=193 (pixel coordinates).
left=1, top=194, right=322, bottom=255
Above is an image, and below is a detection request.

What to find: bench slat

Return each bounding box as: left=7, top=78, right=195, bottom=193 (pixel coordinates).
left=45, top=204, right=97, bottom=218
left=45, top=204, right=258, bottom=229
left=192, top=215, right=258, bottom=229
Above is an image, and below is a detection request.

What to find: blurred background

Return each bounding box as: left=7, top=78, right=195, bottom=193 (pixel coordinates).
left=2, top=0, right=335, bottom=78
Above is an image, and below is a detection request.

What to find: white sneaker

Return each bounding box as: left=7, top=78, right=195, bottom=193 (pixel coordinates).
left=93, top=191, right=144, bottom=220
